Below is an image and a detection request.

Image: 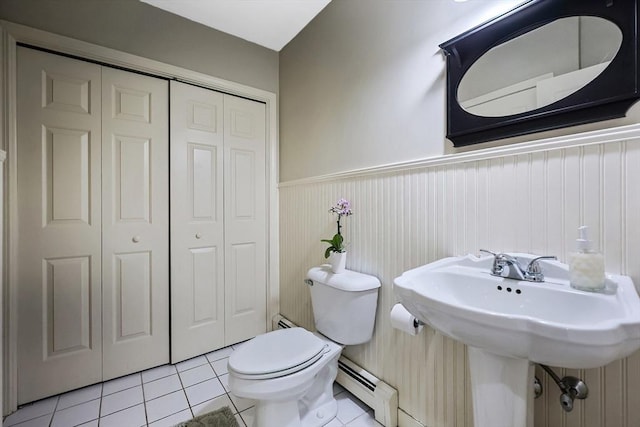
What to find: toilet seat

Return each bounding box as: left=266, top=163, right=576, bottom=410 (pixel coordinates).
left=229, top=328, right=328, bottom=380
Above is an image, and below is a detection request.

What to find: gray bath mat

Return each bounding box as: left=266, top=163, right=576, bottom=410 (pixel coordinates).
left=175, top=406, right=240, bottom=427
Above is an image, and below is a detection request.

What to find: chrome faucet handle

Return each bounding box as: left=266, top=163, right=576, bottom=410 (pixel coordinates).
left=526, top=255, right=558, bottom=272
left=479, top=249, right=497, bottom=257
left=525, top=255, right=557, bottom=281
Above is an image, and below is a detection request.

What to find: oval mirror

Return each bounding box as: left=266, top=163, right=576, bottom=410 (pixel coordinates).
left=457, top=16, right=622, bottom=118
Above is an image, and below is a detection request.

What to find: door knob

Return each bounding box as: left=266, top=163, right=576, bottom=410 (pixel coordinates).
left=132, top=236, right=141, bottom=243
left=195, top=233, right=202, bottom=239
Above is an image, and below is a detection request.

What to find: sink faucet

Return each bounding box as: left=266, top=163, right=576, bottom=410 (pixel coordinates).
left=479, top=250, right=557, bottom=282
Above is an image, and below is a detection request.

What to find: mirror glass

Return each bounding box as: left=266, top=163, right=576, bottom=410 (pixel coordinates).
left=457, top=16, right=622, bottom=118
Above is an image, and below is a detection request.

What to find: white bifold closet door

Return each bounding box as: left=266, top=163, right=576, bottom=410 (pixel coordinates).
left=101, top=67, right=169, bottom=380
left=222, top=94, right=267, bottom=345
left=16, top=47, right=103, bottom=404
left=170, top=81, right=266, bottom=363
left=16, top=47, right=169, bottom=404
left=170, top=82, right=225, bottom=362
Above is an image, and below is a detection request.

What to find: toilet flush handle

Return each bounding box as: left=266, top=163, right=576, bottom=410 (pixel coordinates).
left=304, top=279, right=313, bottom=286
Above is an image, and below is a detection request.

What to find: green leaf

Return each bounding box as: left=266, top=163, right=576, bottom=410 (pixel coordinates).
left=322, top=233, right=346, bottom=258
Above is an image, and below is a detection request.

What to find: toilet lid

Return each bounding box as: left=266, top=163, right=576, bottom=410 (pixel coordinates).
left=229, top=328, right=327, bottom=379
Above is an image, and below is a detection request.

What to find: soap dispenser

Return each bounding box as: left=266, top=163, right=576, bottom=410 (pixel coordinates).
left=569, top=226, right=605, bottom=291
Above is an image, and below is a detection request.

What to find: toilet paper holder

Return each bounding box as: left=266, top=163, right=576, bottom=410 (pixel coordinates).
left=390, top=303, right=425, bottom=336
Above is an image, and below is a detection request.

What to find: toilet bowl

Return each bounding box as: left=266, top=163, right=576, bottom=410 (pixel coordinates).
left=228, top=266, right=381, bottom=427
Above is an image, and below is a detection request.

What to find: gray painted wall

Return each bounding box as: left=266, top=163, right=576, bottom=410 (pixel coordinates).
left=0, top=0, right=278, bottom=93
left=279, top=0, right=640, bottom=182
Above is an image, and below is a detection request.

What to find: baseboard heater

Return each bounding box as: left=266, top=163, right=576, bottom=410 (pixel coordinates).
left=273, top=315, right=399, bottom=427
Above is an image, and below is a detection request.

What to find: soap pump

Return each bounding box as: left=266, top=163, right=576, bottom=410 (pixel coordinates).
left=569, top=226, right=605, bottom=291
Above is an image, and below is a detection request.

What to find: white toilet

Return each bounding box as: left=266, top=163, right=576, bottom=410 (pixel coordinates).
left=228, top=265, right=381, bottom=427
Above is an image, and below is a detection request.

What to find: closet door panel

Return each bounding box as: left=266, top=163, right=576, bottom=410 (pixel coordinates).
left=113, top=135, right=150, bottom=221
left=224, top=94, right=267, bottom=345
left=46, top=256, right=92, bottom=352
left=170, top=81, right=225, bottom=363
left=114, top=251, right=152, bottom=339
left=16, top=47, right=103, bottom=404
left=46, top=128, right=91, bottom=224
left=229, top=243, right=258, bottom=312
left=102, top=67, right=169, bottom=379
left=191, top=145, right=217, bottom=218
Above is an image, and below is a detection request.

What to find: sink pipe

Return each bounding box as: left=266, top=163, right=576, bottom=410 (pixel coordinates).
left=537, top=364, right=589, bottom=412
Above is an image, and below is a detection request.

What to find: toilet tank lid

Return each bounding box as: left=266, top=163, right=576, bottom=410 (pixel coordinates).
left=307, top=266, right=381, bottom=291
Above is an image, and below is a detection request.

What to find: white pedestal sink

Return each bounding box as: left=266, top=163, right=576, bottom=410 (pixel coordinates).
left=394, top=253, right=640, bottom=427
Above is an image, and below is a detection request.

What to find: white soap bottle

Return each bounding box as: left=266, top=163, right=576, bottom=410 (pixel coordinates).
left=569, top=226, right=605, bottom=291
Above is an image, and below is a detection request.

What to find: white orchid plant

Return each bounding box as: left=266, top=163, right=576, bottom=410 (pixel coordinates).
left=322, top=198, right=353, bottom=259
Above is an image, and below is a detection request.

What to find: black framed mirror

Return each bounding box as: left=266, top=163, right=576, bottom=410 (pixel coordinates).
left=439, top=0, right=640, bottom=147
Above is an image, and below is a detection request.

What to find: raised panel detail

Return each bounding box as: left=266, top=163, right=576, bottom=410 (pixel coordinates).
left=189, top=144, right=217, bottom=220
left=42, top=71, right=90, bottom=114
left=113, top=135, right=150, bottom=222
left=114, top=252, right=151, bottom=341
left=45, top=256, right=91, bottom=356
left=231, top=149, right=255, bottom=220
left=229, top=109, right=255, bottom=139
left=112, top=86, right=150, bottom=123
left=230, top=243, right=256, bottom=315
left=191, top=247, right=218, bottom=325
left=44, top=127, right=91, bottom=226
left=188, top=101, right=217, bottom=132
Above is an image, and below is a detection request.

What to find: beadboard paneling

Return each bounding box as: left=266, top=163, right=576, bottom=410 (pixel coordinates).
left=279, top=133, right=640, bottom=427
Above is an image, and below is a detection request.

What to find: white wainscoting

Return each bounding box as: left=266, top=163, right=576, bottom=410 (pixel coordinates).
left=279, top=126, right=640, bottom=427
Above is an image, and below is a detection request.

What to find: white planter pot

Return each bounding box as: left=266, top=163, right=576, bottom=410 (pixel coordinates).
left=329, top=251, right=347, bottom=273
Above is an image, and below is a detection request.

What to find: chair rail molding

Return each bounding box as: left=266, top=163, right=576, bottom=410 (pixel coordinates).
left=0, top=19, right=279, bottom=415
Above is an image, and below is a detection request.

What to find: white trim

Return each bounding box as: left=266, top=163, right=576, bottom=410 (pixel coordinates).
left=265, top=94, right=280, bottom=332
left=0, top=20, right=279, bottom=413
left=0, top=21, right=276, bottom=102
left=0, top=24, right=18, bottom=415
left=336, top=357, right=398, bottom=427
left=279, top=122, right=640, bottom=187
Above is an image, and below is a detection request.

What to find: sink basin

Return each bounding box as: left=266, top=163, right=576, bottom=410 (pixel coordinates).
left=393, top=253, right=640, bottom=369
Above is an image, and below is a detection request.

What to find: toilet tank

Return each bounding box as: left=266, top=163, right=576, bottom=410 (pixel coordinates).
left=306, top=266, right=381, bottom=345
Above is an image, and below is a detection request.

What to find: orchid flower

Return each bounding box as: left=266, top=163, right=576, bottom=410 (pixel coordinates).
left=322, top=198, right=354, bottom=258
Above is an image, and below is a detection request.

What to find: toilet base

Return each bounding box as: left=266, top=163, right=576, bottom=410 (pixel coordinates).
left=253, top=399, right=304, bottom=427
left=253, top=396, right=337, bottom=427
left=300, top=398, right=338, bottom=427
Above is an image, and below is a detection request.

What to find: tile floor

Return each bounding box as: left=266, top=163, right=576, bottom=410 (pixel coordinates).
left=3, top=344, right=382, bottom=427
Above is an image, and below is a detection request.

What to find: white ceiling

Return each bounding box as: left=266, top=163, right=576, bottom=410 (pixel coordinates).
left=139, top=0, right=332, bottom=51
